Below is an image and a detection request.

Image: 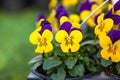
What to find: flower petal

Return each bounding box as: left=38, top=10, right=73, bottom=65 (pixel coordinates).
left=35, top=45, right=44, bottom=53
left=29, top=32, right=41, bottom=44
left=97, top=13, right=104, bottom=24
left=69, top=14, right=80, bottom=23
left=110, top=40, right=120, bottom=62
left=42, top=30, right=53, bottom=42
left=59, top=22, right=72, bottom=33
left=101, top=47, right=111, bottom=60
left=39, top=24, right=52, bottom=34
left=80, top=10, right=90, bottom=21
left=70, top=30, right=82, bottom=43
left=108, top=30, right=120, bottom=44
left=55, top=30, right=68, bottom=43
left=99, top=34, right=112, bottom=48
left=70, top=43, right=80, bottom=52
left=60, top=16, right=69, bottom=25
left=60, top=41, right=70, bottom=53
left=103, top=18, right=113, bottom=32
left=44, top=42, right=53, bottom=53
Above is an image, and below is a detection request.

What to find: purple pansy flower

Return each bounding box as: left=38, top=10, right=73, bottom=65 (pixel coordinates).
left=108, top=30, right=120, bottom=44
left=78, top=0, right=96, bottom=13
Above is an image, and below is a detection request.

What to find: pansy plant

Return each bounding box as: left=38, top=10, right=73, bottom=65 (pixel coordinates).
left=55, top=22, right=82, bottom=53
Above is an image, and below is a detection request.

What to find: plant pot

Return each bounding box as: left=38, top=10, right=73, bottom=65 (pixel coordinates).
left=27, top=68, right=120, bottom=80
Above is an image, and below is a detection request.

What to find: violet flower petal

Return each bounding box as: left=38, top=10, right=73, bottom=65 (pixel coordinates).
left=94, top=13, right=100, bottom=24
left=78, top=0, right=96, bottom=13
left=108, top=30, right=120, bottom=44
left=114, top=0, right=120, bottom=11
left=71, top=28, right=82, bottom=32
left=59, top=22, right=72, bottom=33
left=37, top=13, right=45, bottom=22
left=39, top=24, right=52, bottom=34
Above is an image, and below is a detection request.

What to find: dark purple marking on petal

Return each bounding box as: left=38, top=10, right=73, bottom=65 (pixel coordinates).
left=39, top=24, right=52, bottom=34
left=37, top=13, right=45, bottom=22
left=94, top=13, right=100, bottom=24
left=78, top=0, right=96, bottom=13
left=114, top=0, right=120, bottom=11
left=71, top=28, right=82, bottom=32
left=59, top=22, right=72, bottom=33
left=41, top=20, right=50, bottom=27
left=108, top=30, right=120, bottom=44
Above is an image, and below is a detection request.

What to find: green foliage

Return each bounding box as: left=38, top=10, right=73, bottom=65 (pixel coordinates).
left=43, top=57, right=62, bottom=70
left=68, top=64, right=85, bottom=77
left=116, top=62, right=120, bottom=74
left=65, top=57, right=77, bottom=69
left=51, top=67, right=66, bottom=80
left=101, top=59, right=112, bottom=67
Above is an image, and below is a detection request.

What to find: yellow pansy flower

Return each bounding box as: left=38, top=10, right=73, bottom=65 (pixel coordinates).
left=55, top=22, right=82, bottom=53
left=29, top=30, right=53, bottom=54
left=99, top=33, right=120, bottom=62
left=95, top=14, right=113, bottom=36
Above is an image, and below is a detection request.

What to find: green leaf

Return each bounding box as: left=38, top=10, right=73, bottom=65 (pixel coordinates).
left=116, top=62, right=120, bottom=74
left=28, top=55, right=42, bottom=64
left=51, top=67, right=66, bottom=80
left=68, top=64, right=85, bottom=77
left=87, top=64, right=97, bottom=72
left=32, top=61, right=42, bottom=70
left=101, top=59, right=112, bottom=67
left=65, top=57, right=77, bottom=69
left=84, top=57, right=89, bottom=65
left=43, top=57, right=62, bottom=70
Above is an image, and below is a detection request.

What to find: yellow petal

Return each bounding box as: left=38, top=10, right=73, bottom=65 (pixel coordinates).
left=42, top=30, right=53, bottom=42
left=103, top=18, right=113, bottom=32
left=108, top=4, right=113, bottom=10
left=44, top=42, right=53, bottom=53
left=60, top=41, right=70, bottom=53
left=70, top=43, right=80, bottom=52
left=69, top=14, right=80, bottom=23
left=115, top=10, right=120, bottom=16
left=87, top=18, right=96, bottom=27
left=95, top=24, right=103, bottom=36
left=99, top=34, right=112, bottom=48
left=60, top=16, right=69, bottom=25
left=35, top=45, right=44, bottom=53
left=70, top=30, right=82, bottom=43
left=72, top=22, right=81, bottom=28
left=97, top=13, right=104, bottom=24
left=101, top=47, right=111, bottom=60
left=110, top=50, right=120, bottom=62
left=55, top=30, right=68, bottom=43
left=29, top=32, right=41, bottom=44
left=110, top=40, right=120, bottom=62
left=37, top=18, right=45, bottom=27
left=49, top=0, right=58, bottom=9
left=80, top=10, right=90, bottom=21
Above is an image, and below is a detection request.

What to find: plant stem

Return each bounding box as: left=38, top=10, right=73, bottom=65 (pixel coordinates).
left=80, top=0, right=110, bottom=27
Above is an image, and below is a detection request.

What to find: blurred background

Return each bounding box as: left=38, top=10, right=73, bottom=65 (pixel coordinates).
left=0, top=0, right=50, bottom=80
